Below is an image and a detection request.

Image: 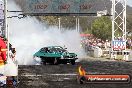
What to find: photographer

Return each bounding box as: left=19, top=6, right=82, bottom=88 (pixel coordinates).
left=9, top=43, right=16, bottom=64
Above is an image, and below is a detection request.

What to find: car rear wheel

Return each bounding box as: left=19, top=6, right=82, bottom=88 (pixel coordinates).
left=70, top=60, right=75, bottom=65
left=41, top=58, right=46, bottom=65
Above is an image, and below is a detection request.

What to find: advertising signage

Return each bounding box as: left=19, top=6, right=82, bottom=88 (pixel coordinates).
left=17, top=0, right=105, bottom=15
left=112, top=40, right=126, bottom=51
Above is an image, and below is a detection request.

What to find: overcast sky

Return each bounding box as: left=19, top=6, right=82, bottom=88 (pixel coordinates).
left=0, top=0, right=132, bottom=7
left=127, top=0, right=132, bottom=7
left=0, top=0, right=132, bottom=8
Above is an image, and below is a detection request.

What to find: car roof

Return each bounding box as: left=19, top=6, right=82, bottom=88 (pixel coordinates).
left=42, top=46, right=63, bottom=48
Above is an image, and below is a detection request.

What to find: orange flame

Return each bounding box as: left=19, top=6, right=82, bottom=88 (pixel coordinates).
left=78, top=66, right=86, bottom=76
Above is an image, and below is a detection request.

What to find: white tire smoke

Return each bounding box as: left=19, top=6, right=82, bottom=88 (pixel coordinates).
left=8, top=1, right=86, bottom=65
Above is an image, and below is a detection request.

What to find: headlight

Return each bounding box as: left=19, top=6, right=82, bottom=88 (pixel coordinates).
left=74, top=55, right=77, bottom=58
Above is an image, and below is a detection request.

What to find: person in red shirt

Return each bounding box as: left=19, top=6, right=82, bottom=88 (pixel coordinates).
left=0, top=36, right=7, bottom=66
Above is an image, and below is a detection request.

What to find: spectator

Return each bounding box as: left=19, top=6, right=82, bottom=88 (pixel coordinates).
left=9, top=43, right=16, bottom=63
left=0, top=36, right=7, bottom=65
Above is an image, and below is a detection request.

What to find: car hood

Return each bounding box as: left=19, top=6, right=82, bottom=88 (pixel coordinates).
left=61, top=52, right=77, bottom=57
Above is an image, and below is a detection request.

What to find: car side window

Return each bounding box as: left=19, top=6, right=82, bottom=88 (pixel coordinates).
left=40, top=48, right=46, bottom=52
left=49, top=48, right=55, bottom=53
left=45, top=47, right=50, bottom=53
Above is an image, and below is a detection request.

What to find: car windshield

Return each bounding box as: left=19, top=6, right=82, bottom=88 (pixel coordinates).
left=49, top=47, right=67, bottom=53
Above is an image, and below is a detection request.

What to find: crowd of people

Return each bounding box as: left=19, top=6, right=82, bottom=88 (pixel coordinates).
left=81, top=35, right=111, bottom=52
left=0, top=35, right=17, bottom=87
left=80, top=34, right=132, bottom=53
left=126, top=38, right=132, bottom=49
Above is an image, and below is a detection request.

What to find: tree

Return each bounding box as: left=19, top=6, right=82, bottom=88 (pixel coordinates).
left=38, top=16, right=58, bottom=25
left=127, top=14, right=132, bottom=33
left=91, top=16, right=112, bottom=41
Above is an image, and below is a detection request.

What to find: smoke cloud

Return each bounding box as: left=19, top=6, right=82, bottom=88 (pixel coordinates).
left=8, top=1, right=86, bottom=65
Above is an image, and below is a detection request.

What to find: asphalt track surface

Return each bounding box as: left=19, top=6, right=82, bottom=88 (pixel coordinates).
left=18, top=60, right=132, bottom=88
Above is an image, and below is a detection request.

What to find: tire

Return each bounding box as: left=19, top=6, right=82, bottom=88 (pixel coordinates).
left=41, top=59, right=46, bottom=65
left=71, top=60, right=75, bottom=65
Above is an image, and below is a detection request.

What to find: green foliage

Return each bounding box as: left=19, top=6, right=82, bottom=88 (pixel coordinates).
left=127, top=14, right=132, bottom=33
left=83, top=28, right=92, bottom=34
left=60, top=16, right=76, bottom=29
left=38, top=16, right=93, bottom=31
left=91, top=16, right=112, bottom=41
left=38, top=16, right=58, bottom=25
left=14, top=0, right=132, bottom=33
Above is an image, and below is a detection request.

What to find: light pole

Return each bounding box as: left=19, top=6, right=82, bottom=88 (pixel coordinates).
left=4, top=0, right=7, bottom=38
left=77, top=17, right=80, bottom=33
left=4, top=0, right=10, bottom=63
left=58, top=17, right=60, bottom=30
left=75, top=17, right=77, bottom=32
left=75, top=16, right=80, bottom=33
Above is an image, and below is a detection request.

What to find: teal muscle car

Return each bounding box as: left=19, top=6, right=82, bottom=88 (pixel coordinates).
left=33, top=46, right=78, bottom=65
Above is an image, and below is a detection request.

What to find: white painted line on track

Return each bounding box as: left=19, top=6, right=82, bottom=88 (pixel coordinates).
left=21, top=74, right=42, bottom=77
left=49, top=73, right=78, bottom=76
left=21, top=73, right=78, bottom=76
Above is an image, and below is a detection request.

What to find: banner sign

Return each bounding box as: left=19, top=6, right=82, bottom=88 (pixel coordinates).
left=83, top=74, right=130, bottom=83
left=15, top=0, right=108, bottom=15
left=112, top=40, right=126, bottom=50
left=0, top=3, right=4, bottom=20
